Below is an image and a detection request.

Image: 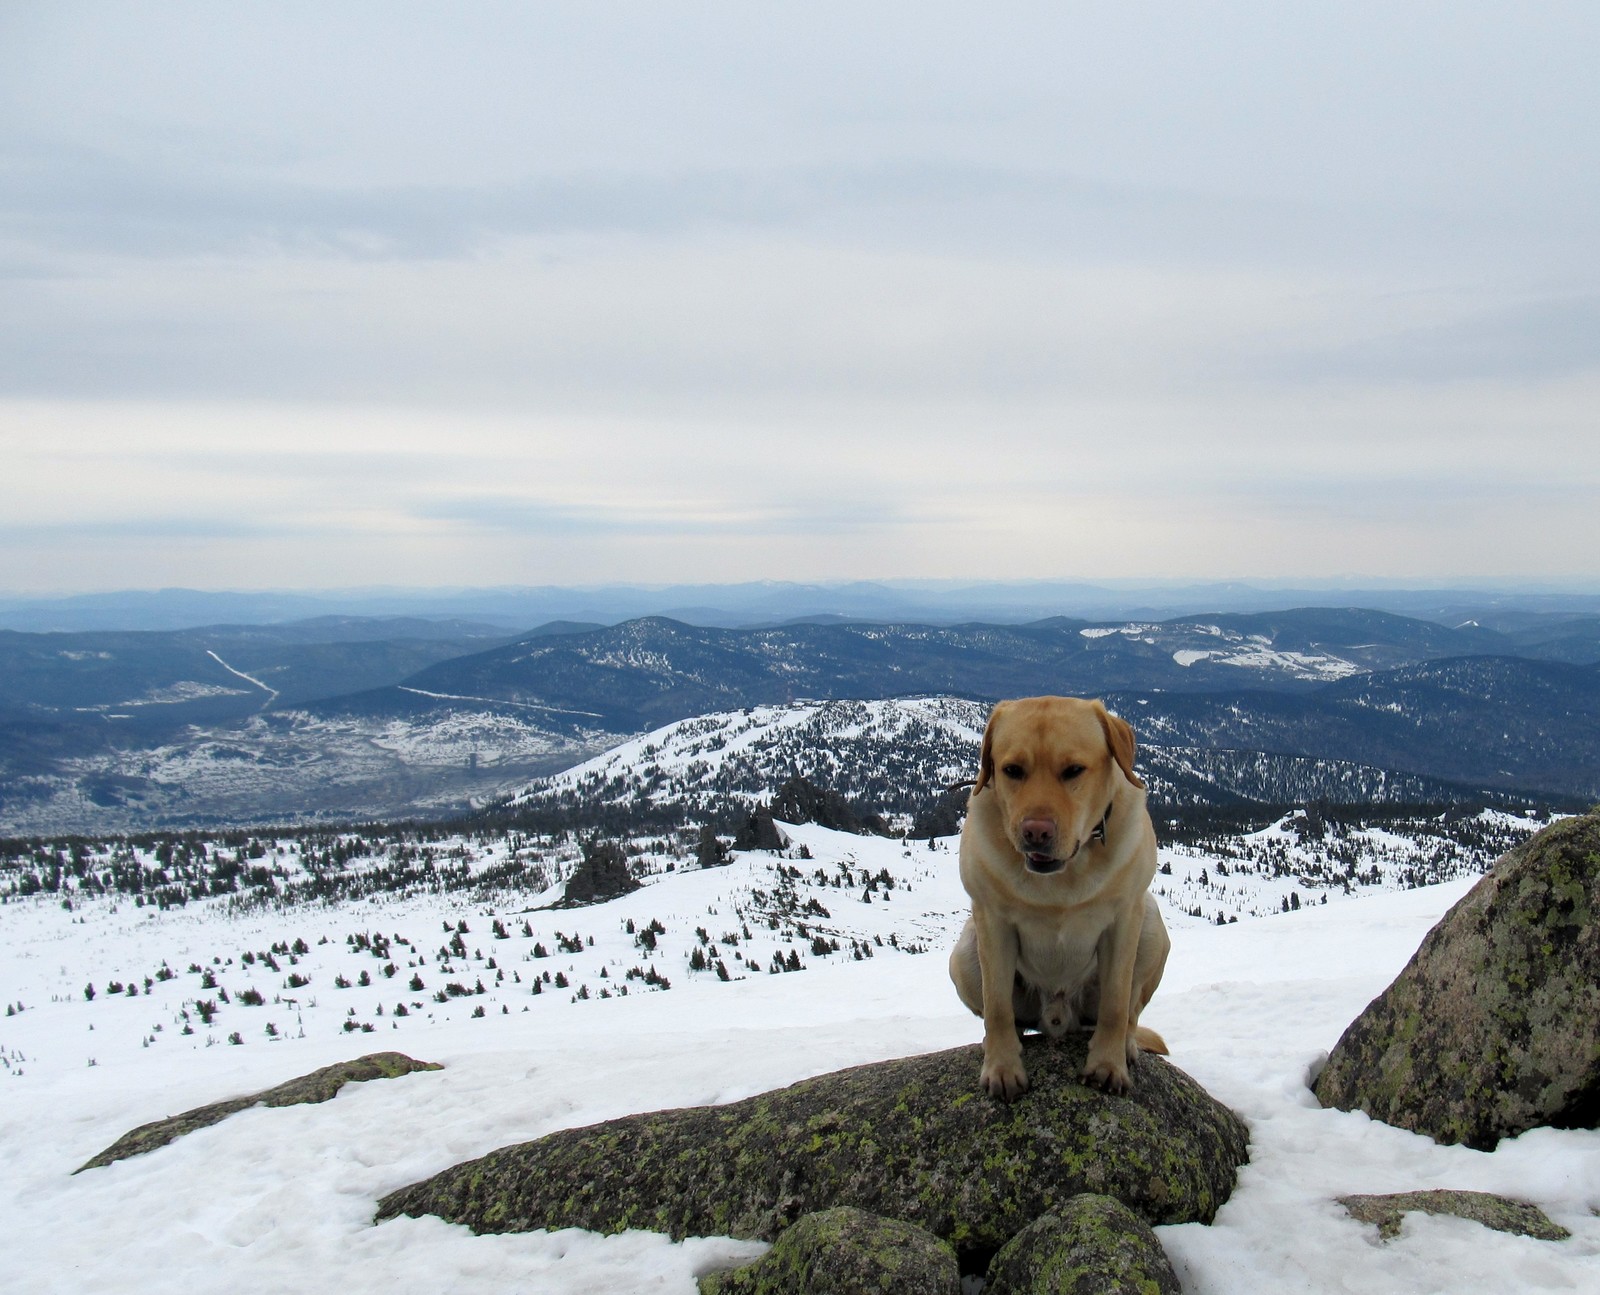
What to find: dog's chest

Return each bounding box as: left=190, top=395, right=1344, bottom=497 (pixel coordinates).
left=1012, top=907, right=1107, bottom=991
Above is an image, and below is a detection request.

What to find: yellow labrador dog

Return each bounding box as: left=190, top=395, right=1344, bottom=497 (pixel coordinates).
left=950, top=696, right=1169, bottom=1100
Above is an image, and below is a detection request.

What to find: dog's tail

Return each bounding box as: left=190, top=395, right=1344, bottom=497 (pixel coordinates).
left=1134, top=1024, right=1169, bottom=1056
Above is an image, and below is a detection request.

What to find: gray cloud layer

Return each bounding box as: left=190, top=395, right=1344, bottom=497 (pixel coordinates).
left=1, top=2, right=1596, bottom=591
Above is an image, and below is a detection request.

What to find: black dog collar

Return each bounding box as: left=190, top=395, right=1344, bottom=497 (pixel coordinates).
left=1090, top=800, right=1113, bottom=844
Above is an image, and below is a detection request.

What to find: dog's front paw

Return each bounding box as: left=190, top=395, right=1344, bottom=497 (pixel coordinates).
left=1083, top=1041, right=1132, bottom=1094
left=980, top=1052, right=1030, bottom=1102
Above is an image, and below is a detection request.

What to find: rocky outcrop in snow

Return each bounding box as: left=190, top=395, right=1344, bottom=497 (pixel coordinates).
left=374, top=1034, right=1248, bottom=1271
left=698, top=1207, right=959, bottom=1294
left=1338, top=1190, right=1569, bottom=1242
left=983, top=1195, right=1183, bottom=1295
left=75, top=1051, right=442, bottom=1173
left=1313, top=810, right=1600, bottom=1149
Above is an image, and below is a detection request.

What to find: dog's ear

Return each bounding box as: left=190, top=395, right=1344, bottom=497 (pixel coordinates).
left=1096, top=701, right=1145, bottom=789
left=975, top=703, right=1006, bottom=793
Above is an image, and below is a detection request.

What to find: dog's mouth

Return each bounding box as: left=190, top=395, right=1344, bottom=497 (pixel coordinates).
left=1024, top=851, right=1065, bottom=874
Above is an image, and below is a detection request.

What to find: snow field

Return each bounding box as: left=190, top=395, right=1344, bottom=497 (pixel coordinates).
left=2, top=823, right=1597, bottom=1293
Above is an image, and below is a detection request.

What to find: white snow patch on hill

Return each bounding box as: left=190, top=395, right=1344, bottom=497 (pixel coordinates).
left=1082, top=621, right=1370, bottom=679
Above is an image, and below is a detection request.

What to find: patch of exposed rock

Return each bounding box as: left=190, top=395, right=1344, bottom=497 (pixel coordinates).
left=1313, top=810, right=1600, bottom=1149
left=76, top=1051, right=442, bottom=1172
left=1339, top=1189, right=1570, bottom=1242
left=698, top=1207, right=959, bottom=1294
left=984, top=1195, right=1182, bottom=1295
left=375, top=1034, right=1248, bottom=1267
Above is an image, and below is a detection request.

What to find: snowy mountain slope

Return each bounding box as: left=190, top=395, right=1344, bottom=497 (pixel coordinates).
left=517, top=697, right=989, bottom=820
left=0, top=804, right=1548, bottom=1094
left=0, top=824, right=967, bottom=1087
left=0, top=806, right=1548, bottom=1079
left=2, top=816, right=1594, bottom=1293
left=509, top=697, right=1522, bottom=829
left=1120, top=655, right=1600, bottom=801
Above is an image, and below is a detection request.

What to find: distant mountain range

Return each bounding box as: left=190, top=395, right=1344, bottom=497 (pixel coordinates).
left=4, top=579, right=1599, bottom=633
left=2, top=606, right=1597, bottom=833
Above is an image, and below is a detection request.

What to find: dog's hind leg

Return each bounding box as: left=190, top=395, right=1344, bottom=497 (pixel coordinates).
left=948, top=918, right=984, bottom=1017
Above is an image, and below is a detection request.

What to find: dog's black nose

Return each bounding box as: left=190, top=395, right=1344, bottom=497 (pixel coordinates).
left=1019, top=817, right=1056, bottom=852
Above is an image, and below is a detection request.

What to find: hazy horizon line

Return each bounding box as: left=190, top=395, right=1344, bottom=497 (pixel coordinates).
left=7, top=574, right=1600, bottom=601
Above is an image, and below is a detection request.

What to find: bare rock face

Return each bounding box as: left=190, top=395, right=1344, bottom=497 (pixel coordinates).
left=375, top=1034, right=1248, bottom=1269
left=75, top=1051, right=442, bottom=1172
left=983, top=1195, right=1182, bottom=1295
left=697, top=1207, right=959, bottom=1295
left=1313, top=811, right=1600, bottom=1149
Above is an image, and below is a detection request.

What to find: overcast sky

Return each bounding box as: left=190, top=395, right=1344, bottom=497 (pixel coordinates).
left=2, top=1, right=1596, bottom=594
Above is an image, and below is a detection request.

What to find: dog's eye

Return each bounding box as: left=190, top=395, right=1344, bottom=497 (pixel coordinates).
left=1061, top=765, right=1085, bottom=781
left=1001, top=764, right=1025, bottom=780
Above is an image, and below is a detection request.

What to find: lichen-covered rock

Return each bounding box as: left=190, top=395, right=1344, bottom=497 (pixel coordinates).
left=75, top=1051, right=442, bottom=1172
left=1339, top=1189, right=1570, bottom=1242
left=375, top=1034, right=1248, bottom=1266
left=984, top=1195, right=1182, bottom=1295
left=697, top=1207, right=959, bottom=1295
left=1313, top=811, right=1600, bottom=1149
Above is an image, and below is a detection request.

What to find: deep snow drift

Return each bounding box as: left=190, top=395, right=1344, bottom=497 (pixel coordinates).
left=2, top=821, right=1596, bottom=1293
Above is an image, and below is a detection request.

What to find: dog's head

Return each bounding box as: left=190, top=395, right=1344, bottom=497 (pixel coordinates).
left=974, top=695, right=1144, bottom=874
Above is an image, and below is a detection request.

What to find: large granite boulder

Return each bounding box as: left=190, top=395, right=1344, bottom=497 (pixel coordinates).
left=698, top=1207, right=959, bottom=1295
left=983, top=1195, right=1182, bottom=1295
left=1314, top=810, right=1600, bottom=1149
left=376, top=1034, right=1248, bottom=1267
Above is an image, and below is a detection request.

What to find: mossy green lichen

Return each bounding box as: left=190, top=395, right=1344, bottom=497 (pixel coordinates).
left=1314, top=812, right=1600, bottom=1149
left=983, top=1195, right=1182, bottom=1295
left=1339, top=1190, right=1570, bottom=1242
left=375, top=1035, right=1249, bottom=1264
left=697, top=1207, right=959, bottom=1295
left=74, top=1051, right=442, bottom=1173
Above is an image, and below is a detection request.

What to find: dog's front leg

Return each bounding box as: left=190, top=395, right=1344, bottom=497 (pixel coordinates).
left=1084, top=902, right=1142, bottom=1093
left=975, top=909, right=1028, bottom=1100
